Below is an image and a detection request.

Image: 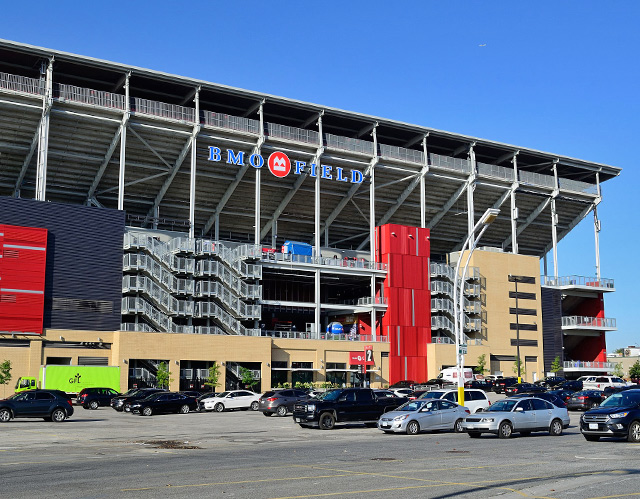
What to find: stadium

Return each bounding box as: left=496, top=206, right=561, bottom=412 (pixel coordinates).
left=0, top=39, right=620, bottom=391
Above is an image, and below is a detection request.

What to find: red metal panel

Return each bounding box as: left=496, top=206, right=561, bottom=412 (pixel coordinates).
left=0, top=224, right=47, bottom=334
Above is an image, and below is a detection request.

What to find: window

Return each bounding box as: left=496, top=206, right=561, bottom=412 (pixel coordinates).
left=440, top=400, right=456, bottom=409
left=442, top=392, right=456, bottom=402
left=516, top=400, right=533, bottom=411
left=280, top=390, right=293, bottom=397
left=531, top=399, right=551, bottom=410
left=356, top=390, right=373, bottom=402
left=35, top=392, right=53, bottom=401
left=339, top=391, right=356, bottom=402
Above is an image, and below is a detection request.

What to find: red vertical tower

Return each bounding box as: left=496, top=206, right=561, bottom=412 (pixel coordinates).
left=0, top=224, right=48, bottom=334
left=377, top=224, right=431, bottom=384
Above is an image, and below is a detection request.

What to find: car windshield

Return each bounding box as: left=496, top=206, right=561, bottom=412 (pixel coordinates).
left=396, top=400, right=428, bottom=412
left=123, top=389, right=141, bottom=397
left=418, top=392, right=441, bottom=399
left=601, top=392, right=640, bottom=408
left=316, top=390, right=342, bottom=401
left=487, top=399, right=518, bottom=412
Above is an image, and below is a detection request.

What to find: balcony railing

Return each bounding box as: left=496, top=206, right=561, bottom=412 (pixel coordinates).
left=0, top=71, right=44, bottom=96
left=429, top=153, right=471, bottom=174
left=325, top=133, right=375, bottom=155
left=132, top=97, right=195, bottom=123
left=561, top=316, right=617, bottom=329
left=518, top=170, right=556, bottom=189
left=477, top=162, right=515, bottom=182
left=431, top=336, right=455, bottom=344
left=266, top=122, right=319, bottom=144
left=379, top=144, right=424, bottom=164
left=563, top=361, right=615, bottom=370
left=261, top=252, right=387, bottom=271
left=258, top=330, right=388, bottom=342
left=203, top=110, right=260, bottom=134
left=541, top=275, right=615, bottom=290
left=55, top=83, right=126, bottom=110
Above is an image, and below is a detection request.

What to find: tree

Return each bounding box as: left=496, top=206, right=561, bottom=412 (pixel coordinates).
left=474, top=354, right=487, bottom=374
left=204, top=363, right=221, bottom=391
left=629, top=360, right=640, bottom=382
left=0, top=360, right=11, bottom=397
left=238, top=366, right=258, bottom=390
left=512, top=357, right=526, bottom=378
left=614, top=347, right=625, bottom=355
left=550, top=356, right=562, bottom=373
left=156, top=362, right=173, bottom=389
left=613, top=362, right=624, bottom=378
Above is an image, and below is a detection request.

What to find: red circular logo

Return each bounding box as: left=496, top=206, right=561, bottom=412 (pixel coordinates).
left=267, top=151, right=291, bottom=178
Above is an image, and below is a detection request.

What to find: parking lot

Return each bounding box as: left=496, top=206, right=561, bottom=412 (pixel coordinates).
left=1, top=400, right=640, bottom=499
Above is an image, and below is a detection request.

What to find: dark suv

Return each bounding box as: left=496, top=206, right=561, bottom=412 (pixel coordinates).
left=580, top=388, right=640, bottom=442
left=259, top=389, right=309, bottom=417
left=110, top=388, right=164, bottom=412
left=77, top=387, right=120, bottom=409
left=0, top=389, right=74, bottom=422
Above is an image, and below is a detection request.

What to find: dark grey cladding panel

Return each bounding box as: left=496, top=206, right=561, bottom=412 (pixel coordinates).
left=0, top=196, right=124, bottom=331
left=541, top=287, right=563, bottom=373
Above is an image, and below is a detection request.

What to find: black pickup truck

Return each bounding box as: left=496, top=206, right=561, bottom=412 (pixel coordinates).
left=292, top=388, right=407, bottom=429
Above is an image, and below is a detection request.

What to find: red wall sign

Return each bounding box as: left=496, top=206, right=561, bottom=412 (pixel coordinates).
left=267, top=151, right=291, bottom=178
left=349, top=351, right=374, bottom=366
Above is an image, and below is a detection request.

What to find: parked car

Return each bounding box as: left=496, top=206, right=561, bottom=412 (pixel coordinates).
left=390, top=388, right=414, bottom=398
left=534, top=376, right=566, bottom=388
left=126, top=392, right=198, bottom=416
left=110, top=388, right=165, bottom=412
left=566, top=390, right=603, bottom=411
left=374, top=389, right=399, bottom=399
left=464, top=380, right=493, bottom=391
left=582, top=376, right=631, bottom=391
left=77, top=387, right=120, bottom=409
left=377, top=398, right=470, bottom=434
left=505, top=383, right=546, bottom=396
left=0, top=389, right=74, bottom=422
left=557, top=380, right=583, bottom=391
left=493, top=377, right=518, bottom=393
left=418, top=389, right=490, bottom=414
left=547, top=389, right=577, bottom=404
left=259, top=389, right=308, bottom=416
left=461, top=396, right=569, bottom=438
left=201, top=390, right=261, bottom=412
left=197, top=391, right=219, bottom=403
left=580, top=389, right=640, bottom=442
left=389, top=380, right=418, bottom=389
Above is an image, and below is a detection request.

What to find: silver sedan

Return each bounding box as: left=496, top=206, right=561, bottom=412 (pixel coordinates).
left=377, top=399, right=470, bottom=435
left=461, top=396, right=570, bottom=438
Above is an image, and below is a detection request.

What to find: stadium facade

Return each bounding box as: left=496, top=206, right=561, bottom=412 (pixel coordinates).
left=0, top=39, right=619, bottom=391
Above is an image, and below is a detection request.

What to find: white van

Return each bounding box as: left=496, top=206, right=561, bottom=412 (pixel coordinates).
left=438, top=367, right=474, bottom=383
left=419, top=389, right=490, bottom=413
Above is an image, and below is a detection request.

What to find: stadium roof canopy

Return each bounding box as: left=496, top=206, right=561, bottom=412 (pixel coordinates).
left=0, top=39, right=620, bottom=257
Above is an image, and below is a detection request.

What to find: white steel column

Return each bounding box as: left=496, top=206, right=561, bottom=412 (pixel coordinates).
left=314, top=114, right=324, bottom=338
left=510, top=153, right=519, bottom=254
left=370, top=125, right=378, bottom=342
left=551, top=162, right=559, bottom=279
left=214, top=213, right=220, bottom=241
left=271, top=218, right=278, bottom=249
left=420, top=135, right=429, bottom=228
left=594, top=172, right=602, bottom=280
left=35, top=58, right=54, bottom=201
left=118, top=73, right=130, bottom=211
left=188, top=87, right=201, bottom=238
left=466, top=144, right=477, bottom=247
left=255, top=102, right=265, bottom=245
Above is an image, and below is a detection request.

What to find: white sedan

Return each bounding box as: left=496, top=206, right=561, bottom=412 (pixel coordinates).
left=202, top=390, right=261, bottom=412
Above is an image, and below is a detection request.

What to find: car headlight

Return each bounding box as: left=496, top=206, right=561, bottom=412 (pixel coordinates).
left=610, top=412, right=629, bottom=419
left=479, top=418, right=494, bottom=423
left=393, top=414, right=410, bottom=421
left=307, top=404, right=315, bottom=412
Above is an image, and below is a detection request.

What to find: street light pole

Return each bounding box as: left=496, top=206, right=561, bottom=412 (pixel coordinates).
left=454, top=208, right=500, bottom=407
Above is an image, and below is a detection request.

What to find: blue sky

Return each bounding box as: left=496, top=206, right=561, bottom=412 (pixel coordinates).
left=1, top=1, right=637, bottom=350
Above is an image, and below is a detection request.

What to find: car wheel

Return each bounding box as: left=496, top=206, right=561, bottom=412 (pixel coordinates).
left=454, top=419, right=464, bottom=433
left=468, top=432, right=481, bottom=438
left=498, top=421, right=513, bottom=439
left=406, top=420, right=420, bottom=435
left=628, top=421, right=640, bottom=443
left=319, top=412, right=335, bottom=430
left=0, top=408, right=12, bottom=422
left=250, top=401, right=259, bottom=411
left=549, top=419, right=563, bottom=436
left=178, top=405, right=190, bottom=414
left=276, top=405, right=287, bottom=417
left=584, top=434, right=600, bottom=441
left=89, top=401, right=99, bottom=410
left=263, top=411, right=273, bottom=417
left=142, top=407, right=152, bottom=417
left=51, top=409, right=66, bottom=422
left=214, top=403, right=225, bottom=413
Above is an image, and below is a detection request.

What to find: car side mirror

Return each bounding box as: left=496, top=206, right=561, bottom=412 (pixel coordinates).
left=475, top=407, right=484, bottom=412
left=515, top=407, right=524, bottom=412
